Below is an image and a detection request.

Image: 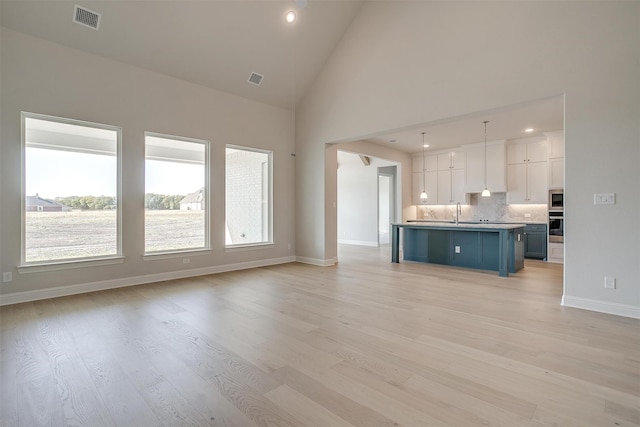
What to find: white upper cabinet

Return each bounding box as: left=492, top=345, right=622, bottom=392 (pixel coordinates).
left=413, top=153, right=438, bottom=173
left=464, top=140, right=506, bottom=193
left=412, top=153, right=439, bottom=205
left=437, top=150, right=465, bottom=170
left=546, top=130, right=564, bottom=158
left=544, top=130, right=564, bottom=189
left=507, top=138, right=548, bottom=204
left=507, top=138, right=547, bottom=164
left=437, top=151, right=467, bottom=205
left=412, top=150, right=467, bottom=205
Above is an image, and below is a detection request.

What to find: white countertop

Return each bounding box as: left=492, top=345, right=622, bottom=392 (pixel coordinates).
left=396, top=221, right=526, bottom=230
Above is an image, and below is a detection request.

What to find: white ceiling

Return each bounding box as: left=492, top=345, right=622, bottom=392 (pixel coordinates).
left=2, top=1, right=563, bottom=150
left=0, top=0, right=364, bottom=110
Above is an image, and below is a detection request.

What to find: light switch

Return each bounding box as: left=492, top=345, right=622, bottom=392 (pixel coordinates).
left=594, top=193, right=615, bottom=205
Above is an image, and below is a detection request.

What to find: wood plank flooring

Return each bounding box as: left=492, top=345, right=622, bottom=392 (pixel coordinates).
left=1, top=244, right=639, bottom=426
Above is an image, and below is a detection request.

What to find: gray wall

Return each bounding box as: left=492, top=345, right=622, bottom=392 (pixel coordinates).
left=296, top=2, right=640, bottom=316
left=0, top=29, right=296, bottom=299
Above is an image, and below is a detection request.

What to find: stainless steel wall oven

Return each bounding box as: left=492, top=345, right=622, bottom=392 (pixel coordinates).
left=548, top=211, right=564, bottom=243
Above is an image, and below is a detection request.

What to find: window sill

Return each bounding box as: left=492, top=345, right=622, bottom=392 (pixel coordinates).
left=143, top=249, right=212, bottom=261
left=225, top=242, right=274, bottom=252
left=18, top=256, right=125, bottom=273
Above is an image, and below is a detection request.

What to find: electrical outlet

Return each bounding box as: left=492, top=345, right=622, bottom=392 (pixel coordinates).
left=2, top=272, right=12, bottom=283
left=604, top=277, right=616, bottom=289
left=524, top=213, right=531, bottom=218
left=182, top=258, right=190, bottom=264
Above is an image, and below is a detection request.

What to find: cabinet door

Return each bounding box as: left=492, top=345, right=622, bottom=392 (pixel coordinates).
left=426, top=154, right=438, bottom=172
left=414, top=171, right=438, bottom=205
left=437, top=153, right=452, bottom=171
left=524, top=232, right=547, bottom=259
left=507, top=163, right=527, bottom=203
left=464, top=145, right=484, bottom=193
left=465, top=143, right=506, bottom=194
left=412, top=155, right=423, bottom=174
left=487, top=143, right=507, bottom=192
left=548, top=242, right=564, bottom=262
left=507, top=143, right=527, bottom=164
left=437, top=170, right=451, bottom=204
left=451, top=168, right=467, bottom=204
left=450, top=150, right=466, bottom=169
left=412, top=172, right=425, bottom=205
left=549, top=158, right=564, bottom=189
left=546, top=131, right=564, bottom=159
left=425, top=171, right=438, bottom=205
left=526, top=161, right=548, bottom=203
left=527, top=140, right=548, bottom=162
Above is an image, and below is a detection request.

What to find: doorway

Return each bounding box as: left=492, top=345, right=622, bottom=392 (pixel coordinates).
left=378, top=166, right=396, bottom=245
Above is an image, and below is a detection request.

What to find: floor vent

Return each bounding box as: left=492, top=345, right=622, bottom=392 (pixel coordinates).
left=248, top=72, right=264, bottom=86
left=73, top=5, right=101, bottom=30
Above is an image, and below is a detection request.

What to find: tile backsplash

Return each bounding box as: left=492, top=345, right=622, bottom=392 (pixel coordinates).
left=417, top=193, right=548, bottom=223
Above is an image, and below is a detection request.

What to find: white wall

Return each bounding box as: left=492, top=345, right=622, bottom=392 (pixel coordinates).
left=296, top=2, right=640, bottom=317
left=0, top=29, right=296, bottom=301
left=337, top=151, right=396, bottom=246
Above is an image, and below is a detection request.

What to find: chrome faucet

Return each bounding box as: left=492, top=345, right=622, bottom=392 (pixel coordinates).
left=455, top=202, right=461, bottom=224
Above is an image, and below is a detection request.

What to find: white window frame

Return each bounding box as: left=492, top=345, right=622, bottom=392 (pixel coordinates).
left=20, top=112, right=123, bottom=270
left=225, top=145, right=273, bottom=248
left=143, top=132, right=211, bottom=256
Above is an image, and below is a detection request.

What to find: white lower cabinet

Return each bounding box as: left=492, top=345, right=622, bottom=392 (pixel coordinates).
left=548, top=242, right=564, bottom=263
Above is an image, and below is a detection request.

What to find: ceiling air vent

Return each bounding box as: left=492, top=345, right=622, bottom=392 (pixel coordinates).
left=73, top=5, right=101, bottom=30
left=248, top=72, right=264, bottom=86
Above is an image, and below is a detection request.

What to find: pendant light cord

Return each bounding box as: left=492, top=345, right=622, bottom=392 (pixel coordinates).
left=422, top=132, right=426, bottom=194
left=484, top=121, right=489, bottom=189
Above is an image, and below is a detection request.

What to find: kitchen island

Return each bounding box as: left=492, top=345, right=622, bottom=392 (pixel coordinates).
left=391, top=222, right=525, bottom=277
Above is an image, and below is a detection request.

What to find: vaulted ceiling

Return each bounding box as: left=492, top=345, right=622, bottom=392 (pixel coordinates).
left=1, top=0, right=364, bottom=110
left=2, top=1, right=564, bottom=151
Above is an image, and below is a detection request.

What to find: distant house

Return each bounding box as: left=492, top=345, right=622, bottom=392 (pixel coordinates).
left=180, top=188, right=205, bottom=211
left=26, top=194, right=71, bottom=212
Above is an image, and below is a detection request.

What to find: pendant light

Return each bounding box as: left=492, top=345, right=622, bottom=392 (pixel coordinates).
left=481, top=121, right=491, bottom=197
left=419, top=132, right=428, bottom=202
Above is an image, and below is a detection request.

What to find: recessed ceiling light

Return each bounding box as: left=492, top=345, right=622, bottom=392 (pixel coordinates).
left=285, top=10, right=296, bottom=23
left=525, top=128, right=534, bottom=133
left=423, top=144, right=429, bottom=148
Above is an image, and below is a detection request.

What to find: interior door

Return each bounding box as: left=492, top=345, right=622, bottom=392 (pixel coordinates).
left=378, top=166, right=396, bottom=246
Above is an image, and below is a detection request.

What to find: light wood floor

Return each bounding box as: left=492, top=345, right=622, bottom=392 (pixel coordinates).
left=1, top=245, right=638, bottom=426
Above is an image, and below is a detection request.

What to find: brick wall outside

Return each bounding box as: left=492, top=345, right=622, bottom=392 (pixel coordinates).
left=226, top=149, right=269, bottom=244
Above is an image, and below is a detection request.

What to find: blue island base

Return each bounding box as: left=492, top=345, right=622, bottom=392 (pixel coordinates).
left=391, top=223, right=525, bottom=277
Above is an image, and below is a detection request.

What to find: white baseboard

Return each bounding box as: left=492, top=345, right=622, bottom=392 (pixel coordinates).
left=337, top=239, right=378, bottom=247
left=0, top=256, right=296, bottom=306
left=295, top=256, right=336, bottom=267
left=562, top=295, right=640, bottom=319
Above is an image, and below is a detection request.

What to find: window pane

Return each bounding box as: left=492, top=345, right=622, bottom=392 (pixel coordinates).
left=145, top=134, right=208, bottom=253
left=225, top=147, right=271, bottom=246
left=23, top=115, right=120, bottom=263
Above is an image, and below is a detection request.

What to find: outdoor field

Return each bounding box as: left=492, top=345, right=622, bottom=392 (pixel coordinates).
left=25, top=210, right=205, bottom=262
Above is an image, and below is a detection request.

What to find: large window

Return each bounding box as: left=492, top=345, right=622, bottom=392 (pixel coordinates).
left=22, top=113, right=121, bottom=264
left=145, top=133, right=209, bottom=254
left=225, top=146, right=272, bottom=246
